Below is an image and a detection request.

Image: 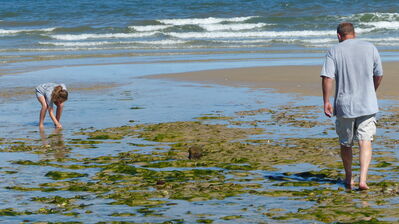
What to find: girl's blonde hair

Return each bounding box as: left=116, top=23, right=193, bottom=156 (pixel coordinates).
left=51, top=85, right=68, bottom=103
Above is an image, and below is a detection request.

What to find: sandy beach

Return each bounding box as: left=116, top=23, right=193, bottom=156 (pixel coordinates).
left=148, top=62, right=399, bottom=99
left=1, top=0, right=399, bottom=222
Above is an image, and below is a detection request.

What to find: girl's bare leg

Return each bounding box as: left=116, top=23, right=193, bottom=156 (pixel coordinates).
left=37, top=96, right=47, bottom=127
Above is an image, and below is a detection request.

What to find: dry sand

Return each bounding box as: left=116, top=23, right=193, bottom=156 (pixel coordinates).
left=147, top=62, right=398, bottom=99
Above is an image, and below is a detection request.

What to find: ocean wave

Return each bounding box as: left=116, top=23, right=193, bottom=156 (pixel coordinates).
left=167, top=30, right=336, bottom=39
left=0, top=27, right=56, bottom=34
left=304, top=38, right=336, bottom=44
left=200, top=23, right=270, bottom=31
left=217, top=39, right=273, bottom=43
left=347, top=12, right=399, bottom=22
left=361, top=21, right=399, bottom=30
left=39, top=41, right=112, bottom=47
left=134, top=40, right=187, bottom=45
left=158, top=16, right=255, bottom=25
left=361, top=37, right=399, bottom=42
left=53, top=26, right=99, bottom=33
left=40, top=40, right=187, bottom=47
left=49, top=32, right=158, bottom=40
left=351, top=27, right=375, bottom=34
left=129, top=25, right=172, bottom=32
left=219, top=38, right=337, bottom=44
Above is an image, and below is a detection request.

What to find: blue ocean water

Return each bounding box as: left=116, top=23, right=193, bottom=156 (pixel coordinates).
left=1, top=0, right=399, bottom=67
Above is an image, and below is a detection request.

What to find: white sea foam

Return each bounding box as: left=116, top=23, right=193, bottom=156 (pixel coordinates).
left=39, top=41, right=112, bottom=47
left=373, top=42, right=399, bottom=46
left=167, top=30, right=336, bottom=39
left=49, top=32, right=157, bottom=40
left=231, top=37, right=399, bottom=46
left=200, top=23, right=269, bottom=31
left=359, top=37, right=399, bottom=46
left=129, top=25, right=172, bottom=32
left=353, top=28, right=375, bottom=34
left=360, top=37, right=399, bottom=42
left=361, top=21, right=399, bottom=30
left=304, top=38, right=336, bottom=43
left=221, top=38, right=335, bottom=44
left=0, top=27, right=56, bottom=34
left=304, top=44, right=332, bottom=48
left=40, top=39, right=186, bottom=47
left=134, top=40, right=187, bottom=45
left=158, top=16, right=255, bottom=25
left=217, top=39, right=273, bottom=43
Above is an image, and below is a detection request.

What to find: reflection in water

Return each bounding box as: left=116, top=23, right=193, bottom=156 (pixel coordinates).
left=39, top=128, right=68, bottom=159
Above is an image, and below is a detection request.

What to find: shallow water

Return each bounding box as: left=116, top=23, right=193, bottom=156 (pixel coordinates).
left=0, top=56, right=398, bottom=223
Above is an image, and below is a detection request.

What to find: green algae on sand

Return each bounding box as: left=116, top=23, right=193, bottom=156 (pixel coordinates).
left=45, top=171, right=89, bottom=180
left=3, top=106, right=399, bottom=223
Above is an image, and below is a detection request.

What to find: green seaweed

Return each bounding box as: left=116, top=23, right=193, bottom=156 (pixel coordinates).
left=221, top=215, right=242, bottom=220
left=375, top=161, right=392, bottom=168
left=0, top=208, right=24, bottom=216
left=45, top=171, right=88, bottom=180
left=196, top=219, right=213, bottom=223
left=273, top=181, right=320, bottom=187
left=130, top=106, right=144, bottom=110
left=195, top=116, right=232, bottom=120
left=1, top=106, right=397, bottom=223
left=88, top=135, right=111, bottom=140
left=102, top=163, right=137, bottom=175
left=110, top=212, right=137, bottom=216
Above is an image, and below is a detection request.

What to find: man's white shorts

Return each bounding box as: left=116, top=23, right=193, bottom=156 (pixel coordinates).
left=335, top=114, right=376, bottom=147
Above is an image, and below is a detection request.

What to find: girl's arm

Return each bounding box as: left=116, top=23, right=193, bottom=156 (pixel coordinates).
left=56, top=102, right=64, bottom=122
left=48, top=106, right=62, bottom=128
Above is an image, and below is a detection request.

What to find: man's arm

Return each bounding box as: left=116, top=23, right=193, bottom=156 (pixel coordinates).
left=322, top=76, right=334, bottom=117
left=372, top=45, right=383, bottom=91
left=373, top=76, right=383, bottom=91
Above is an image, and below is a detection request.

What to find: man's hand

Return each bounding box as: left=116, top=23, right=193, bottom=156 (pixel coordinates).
left=324, top=102, right=333, bottom=117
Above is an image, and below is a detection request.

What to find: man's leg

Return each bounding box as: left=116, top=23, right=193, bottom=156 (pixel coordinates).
left=336, top=117, right=355, bottom=188
left=355, top=115, right=376, bottom=190
left=340, top=145, right=354, bottom=188
left=358, top=140, right=372, bottom=190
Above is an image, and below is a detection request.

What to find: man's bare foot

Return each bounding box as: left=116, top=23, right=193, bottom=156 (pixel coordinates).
left=359, top=183, right=369, bottom=190
left=344, top=179, right=355, bottom=189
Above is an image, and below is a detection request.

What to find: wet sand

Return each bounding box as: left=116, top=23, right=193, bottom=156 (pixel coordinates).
left=0, top=83, right=119, bottom=100
left=147, top=62, right=399, bottom=99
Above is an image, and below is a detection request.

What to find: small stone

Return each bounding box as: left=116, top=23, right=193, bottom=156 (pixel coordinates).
left=188, top=145, right=203, bottom=160
left=156, top=180, right=165, bottom=185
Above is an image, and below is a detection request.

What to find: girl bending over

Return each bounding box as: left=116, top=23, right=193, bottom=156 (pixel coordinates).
left=35, top=83, right=68, bottom=128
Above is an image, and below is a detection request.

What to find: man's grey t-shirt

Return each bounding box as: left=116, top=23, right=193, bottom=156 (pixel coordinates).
left=35, top=83, right=67, bottom=108
left=321, top=39, right=383, bottom=118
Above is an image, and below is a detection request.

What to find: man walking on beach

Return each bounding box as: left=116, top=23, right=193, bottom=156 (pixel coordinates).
left=321, top=22, right=383, bottom=190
